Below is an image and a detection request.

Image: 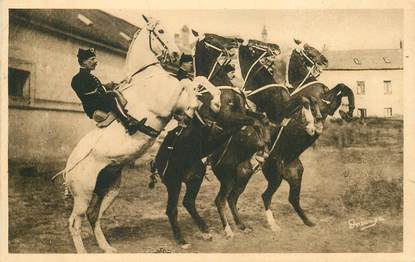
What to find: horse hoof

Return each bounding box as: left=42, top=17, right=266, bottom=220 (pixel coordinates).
left=104, top=247, right=118, bottom=253
left=242, top=227, right=253, bottom=234
left=305, top=220, right=316, bottom=227
left=181, top=243, right=191, bottom=249
left=270, top=224, right=281, bottom=233
left=201, top=233, right=213, bottom=241
left=224, top=225, right=234, bottom=239
left=225, top=232, right=234, bottom=240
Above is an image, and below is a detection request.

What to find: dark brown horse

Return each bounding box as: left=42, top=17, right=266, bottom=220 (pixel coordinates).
left=152, top=33, right=270, bottom=248
left=208, top=39, right=355, bottom=236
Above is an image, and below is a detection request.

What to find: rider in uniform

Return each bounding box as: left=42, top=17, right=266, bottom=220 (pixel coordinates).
left=71, top=48, right=158, bottom=136
left=176, top=54, right=193, bottom=81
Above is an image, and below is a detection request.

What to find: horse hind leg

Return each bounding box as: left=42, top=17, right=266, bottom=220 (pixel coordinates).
left=66, top=156, right=108, bottom=253
left=261, top=158, right=283, bottom=233
left=284, top=159, right=315, bottom=227
left=69, top=194, right=93, bottom=253
left=165, top=176, right=189, bottom=248
left=182, top=161, right=212, bottom=241
left=87, top=166, right=122, bottom=253
left=227, top=160, right=254, bottom=232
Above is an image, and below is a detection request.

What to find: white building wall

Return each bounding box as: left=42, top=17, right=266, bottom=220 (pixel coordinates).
left=9, top=23, right=126, bottom=104
left=8, top=22, right=129, bottom=163
left=319, top=69, right=403, bottom=117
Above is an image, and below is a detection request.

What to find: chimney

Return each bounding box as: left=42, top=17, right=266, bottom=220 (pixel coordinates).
left=261, top=25, right=268, bottom=43
left=399, top=40, right=403, bottom=49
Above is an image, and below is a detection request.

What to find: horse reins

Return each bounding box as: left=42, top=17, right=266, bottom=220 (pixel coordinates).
left=286, top=48, right=320, bottom=92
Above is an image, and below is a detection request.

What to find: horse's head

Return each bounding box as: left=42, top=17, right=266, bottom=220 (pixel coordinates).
left=203, top=33, right=242, bottom=55
left=247, top=39, right=281, bottom=59
left=142, top=15, right=181, bottom=63
left=294, top=39, right=328, bottom=78
left=125, top=15, right=181, bottom=77
left=193, top=32, right=242, bottom=83
left=295, top=96, right=324, bottom=136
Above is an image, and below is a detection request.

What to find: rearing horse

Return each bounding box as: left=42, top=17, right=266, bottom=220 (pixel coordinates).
left=152, top=32, right=271, bottom=248
left=61, top=16, right=201, bottom=253
left=207, top=40, right=324, bottom=238
left=240, top=39, right=355, bottom=232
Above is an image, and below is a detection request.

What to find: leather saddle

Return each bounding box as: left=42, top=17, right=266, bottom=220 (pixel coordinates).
left=92, top=89, right=128, bottom=128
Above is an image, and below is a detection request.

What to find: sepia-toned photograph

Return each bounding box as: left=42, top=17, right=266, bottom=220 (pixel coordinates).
left=1, top=1, right=414, bottom=260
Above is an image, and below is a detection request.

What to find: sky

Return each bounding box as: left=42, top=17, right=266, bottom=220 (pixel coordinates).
left=105, top=9, right=403, bottom=51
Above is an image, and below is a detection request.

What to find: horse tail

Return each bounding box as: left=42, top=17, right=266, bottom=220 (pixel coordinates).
left=51, top=169, right=66, bottom=182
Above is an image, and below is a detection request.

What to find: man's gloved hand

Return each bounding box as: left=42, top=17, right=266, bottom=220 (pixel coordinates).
left=104, top=81, right=118, bottom=90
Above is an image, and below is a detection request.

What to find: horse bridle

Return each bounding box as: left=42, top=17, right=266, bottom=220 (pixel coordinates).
left=141, top=15, right=171, bottom=63
left=201, top=40, right=234, bottom=81
left=286, top=47, right=322, bottom=90
left=241, top=44, right=279, bottom=91
left=148, top=28, right=170, bottom=63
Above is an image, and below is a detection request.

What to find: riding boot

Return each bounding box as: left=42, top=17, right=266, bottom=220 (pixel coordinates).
left=110, top=99, right=160, bottom=136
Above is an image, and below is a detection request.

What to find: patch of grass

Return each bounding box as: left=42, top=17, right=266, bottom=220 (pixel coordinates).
left=341, top=174, right=402, bottom=216
left=317, top=117, right=403, bottom=148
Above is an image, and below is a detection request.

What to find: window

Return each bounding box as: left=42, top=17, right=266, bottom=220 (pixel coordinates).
left=383, top=57, right=391, bottom=63
left=353, top=58, right=361, bottom=65
left=357, top=108, right=367, bottom=118
left=356, top=81, right=365, bottom=95
left=8, top=67, right=30, bottom=97
left=384, top=80, right=392, bottom=95
left=77, top=14, right=93, bottom=26
left=8, top=57, right=34, bottom=105
left=384, top=108, right=392, bottom=117
left=119, top=31, right=132, bottom=41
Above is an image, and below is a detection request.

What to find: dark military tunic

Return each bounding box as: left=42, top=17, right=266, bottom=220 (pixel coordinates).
left=71, top=68, right=116, bottom=118
left=176, top=68, right=189, bottom=81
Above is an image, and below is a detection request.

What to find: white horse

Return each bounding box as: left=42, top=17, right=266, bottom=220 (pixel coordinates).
left=63, top=16, right=206, bottom=253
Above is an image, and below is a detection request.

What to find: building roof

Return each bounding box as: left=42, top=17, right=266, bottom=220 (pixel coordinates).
left=9, top=9, right=139, bottom=53
left=323, top=49, right=403, bottom=70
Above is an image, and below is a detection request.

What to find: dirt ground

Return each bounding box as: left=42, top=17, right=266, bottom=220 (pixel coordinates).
left=8, top=143, right=403, bottom=253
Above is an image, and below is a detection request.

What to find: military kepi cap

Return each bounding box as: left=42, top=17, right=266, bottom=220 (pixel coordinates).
left=179, top=54, right=193, bottom=64
left=77, top=48, right=96, bottom=63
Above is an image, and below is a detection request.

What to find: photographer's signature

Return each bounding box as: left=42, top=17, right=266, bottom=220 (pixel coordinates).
left=348, top=216, right=385, bottom=231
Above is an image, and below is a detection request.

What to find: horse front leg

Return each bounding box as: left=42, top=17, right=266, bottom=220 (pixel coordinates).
left=182, top=161, right=212, bottom=241
left=165, top=176, right=189, bottom=248
left=87, top=166, right=122, bottom=253
left=227, top=160, right=254, bottom=233
left=67, top=157, right=107, bottom=253
left=284, top=158, right=315, bottom=227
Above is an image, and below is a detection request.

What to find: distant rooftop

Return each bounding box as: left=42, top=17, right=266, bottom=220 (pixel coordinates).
left=323, top=49, right=403, bottom=70
left=9, top=9, right=140, bottom=53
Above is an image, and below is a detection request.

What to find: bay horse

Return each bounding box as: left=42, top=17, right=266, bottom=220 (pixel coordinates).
left=60, top=16, right=209, bottom=253
left=208, top=40, right=327, bottom=238
left=238, top=39, right=355, bottom=232
left=152, top=32, right=271, bottom=248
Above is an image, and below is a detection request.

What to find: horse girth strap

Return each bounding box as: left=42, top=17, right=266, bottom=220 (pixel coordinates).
left=269, top=118, right=291, bottom=155
left=290, top=81, right=323, bottom=96
left=213, top=136, right=233, bottom=168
